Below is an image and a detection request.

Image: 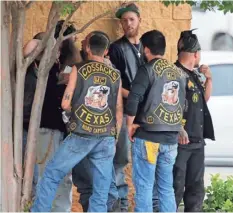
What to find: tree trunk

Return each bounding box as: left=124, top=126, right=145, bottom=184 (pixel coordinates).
left=13, top=6, right=27, bottom=211
left=21, top=31, right=60, bottom=210
left=20, top=3, right=63, bottom=208
left=9, top=3, right=19, bottom=104
left=21, top=69, right=50, bottom=209
left=1, top=1, right=16, bottom=211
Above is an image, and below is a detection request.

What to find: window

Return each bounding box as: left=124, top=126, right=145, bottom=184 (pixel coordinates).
left=209, top=64, right=233, bottom=96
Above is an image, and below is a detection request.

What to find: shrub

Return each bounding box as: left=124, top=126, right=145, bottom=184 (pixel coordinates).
left=203, top=174, right=233, bottom=212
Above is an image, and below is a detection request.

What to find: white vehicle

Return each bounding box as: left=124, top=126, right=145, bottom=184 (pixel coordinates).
left=191, top=7, right=233, bottom=51
left=200, top=51, right=233, bottom=166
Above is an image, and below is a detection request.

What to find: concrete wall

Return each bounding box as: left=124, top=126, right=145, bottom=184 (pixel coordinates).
left=24, top=1, right=191, bottom=62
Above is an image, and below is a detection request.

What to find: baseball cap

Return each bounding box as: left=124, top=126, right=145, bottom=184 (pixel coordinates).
left=177, top=29, right=201, bottom=54
left=115, top=3, right=140, bottom=19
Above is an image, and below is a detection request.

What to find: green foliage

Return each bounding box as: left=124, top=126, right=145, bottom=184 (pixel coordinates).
left=60, top=3, right=76, bottom=17
left=203, top=174, right=233, bottom=212
left=161, top=0, right=233, bottom=14
left=55, top=1, right=77, bottom=16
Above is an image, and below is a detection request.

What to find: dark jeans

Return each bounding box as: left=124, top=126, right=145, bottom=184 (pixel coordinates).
left=173, top=146, right=205, bottom=212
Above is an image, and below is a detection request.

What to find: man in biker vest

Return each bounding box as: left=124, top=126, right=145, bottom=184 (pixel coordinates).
left=125, top=30, right=186, bottom=212
left=173, top=29, right=215, bottom=212
left=31, top=31, right=123, bottom=212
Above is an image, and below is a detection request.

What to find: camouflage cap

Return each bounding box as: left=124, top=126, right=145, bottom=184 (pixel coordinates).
left=115, top=3, right=140, bottom=19
left=177, top=29, right=201, bottom=54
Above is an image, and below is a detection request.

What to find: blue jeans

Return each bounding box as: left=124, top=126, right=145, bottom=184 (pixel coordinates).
left=73, top=158, right=119, bottom=212
left=36, top=128, right=72, bottom=212
left=132, top=137, right=177, bottom=212
left=31, top=133, right=115, bottom=212
left=72, top=115, right=130, bottom=211
left=153, top=183, right=159, bottom=212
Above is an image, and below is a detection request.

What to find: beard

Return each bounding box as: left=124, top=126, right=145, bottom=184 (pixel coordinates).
left=194, top=62, right=199, bottom=68
left=124, top=25, right=140, bottom=38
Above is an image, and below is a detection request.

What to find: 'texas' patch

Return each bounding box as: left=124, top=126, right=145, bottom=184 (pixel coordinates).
left=78, top=62, right=120, bottom=83
left=154, top=103, right=182, bottom=125
left=75, top=104, right=113, bottom=127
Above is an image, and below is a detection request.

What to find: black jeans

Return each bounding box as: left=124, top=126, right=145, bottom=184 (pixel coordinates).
left=173, top=146, right=205, bottom=212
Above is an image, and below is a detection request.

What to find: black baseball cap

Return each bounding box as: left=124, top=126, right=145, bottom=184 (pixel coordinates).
left=115, top=3, right=140, bottom=19
left=177, top=29, right=201, bottom=54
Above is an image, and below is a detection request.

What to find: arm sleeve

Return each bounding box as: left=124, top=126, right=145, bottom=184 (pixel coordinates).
left=125, top=66, right=150, bottom=116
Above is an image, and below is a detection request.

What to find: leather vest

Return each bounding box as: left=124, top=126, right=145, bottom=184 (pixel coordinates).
left=67, top=60, right=121, bottom=137
left=135, top=58, right=186, bottom=132
left=113, top=36, right=144, bottom=109
left=116, top=36, right=144, bottom=88
left=175, top=61, right=215, bottom=142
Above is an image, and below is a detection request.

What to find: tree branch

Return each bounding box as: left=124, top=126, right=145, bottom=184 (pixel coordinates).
left=25, top=0, right=34, bottom=10
left=52, top=2, right=84, bottom=65
left=21, top=2, right=63, bottom=208
left=15, top=7, right=25, bottom=72
left=14, top=4, right=27, bottom=211
left=9, top=3, right=18, bottom=86
left=24, top=1, right=61, bottom=67
left=57, top=2, right=83, bottom=41
left=63, top=1, right=132, bottom=40
left=16, top=0, right=27, bottom=9
left=63, top=9, right=112, bottom=40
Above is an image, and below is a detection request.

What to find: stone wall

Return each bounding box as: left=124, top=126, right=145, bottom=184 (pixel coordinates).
left=25, top=1, right=191, bottom=62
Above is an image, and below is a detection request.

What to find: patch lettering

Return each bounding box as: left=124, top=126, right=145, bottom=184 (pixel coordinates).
left=154, top=104, right=182, bottom=125
left=75, top=105, right=113, bottom=128
left=79, top=62, right=120, bottom=83
left=153, top=59, right=182, bottom=77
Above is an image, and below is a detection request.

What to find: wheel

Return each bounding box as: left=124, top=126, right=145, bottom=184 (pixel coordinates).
left=212, top=34, right=233, bottom=51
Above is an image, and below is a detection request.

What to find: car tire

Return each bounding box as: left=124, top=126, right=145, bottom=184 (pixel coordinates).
left=212, top=34, right=233, bottom=51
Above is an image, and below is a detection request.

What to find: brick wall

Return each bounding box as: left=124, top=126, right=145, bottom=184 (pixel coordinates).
left=25, top=1, right=191, bottom=62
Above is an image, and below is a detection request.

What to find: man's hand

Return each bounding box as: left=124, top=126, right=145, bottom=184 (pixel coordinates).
left=178, top=128, right=190, bottom=145
left=127, top=124, right=140, bottom=142
left=199, top=65, right=213, bottom=102
left=199, top=65, right=212, bottom=80
left=58, top=73, right=70, bottom=85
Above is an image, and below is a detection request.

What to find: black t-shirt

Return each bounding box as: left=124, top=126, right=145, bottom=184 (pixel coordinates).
left=40, top=63, right=66, bottom=132
left=23, top=62, right=66, bottom=132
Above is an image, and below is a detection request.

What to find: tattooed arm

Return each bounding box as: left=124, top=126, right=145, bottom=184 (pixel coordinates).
left=116, top=80, right=123, bottom=142
left=61, top=66, right=78, bottom=111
